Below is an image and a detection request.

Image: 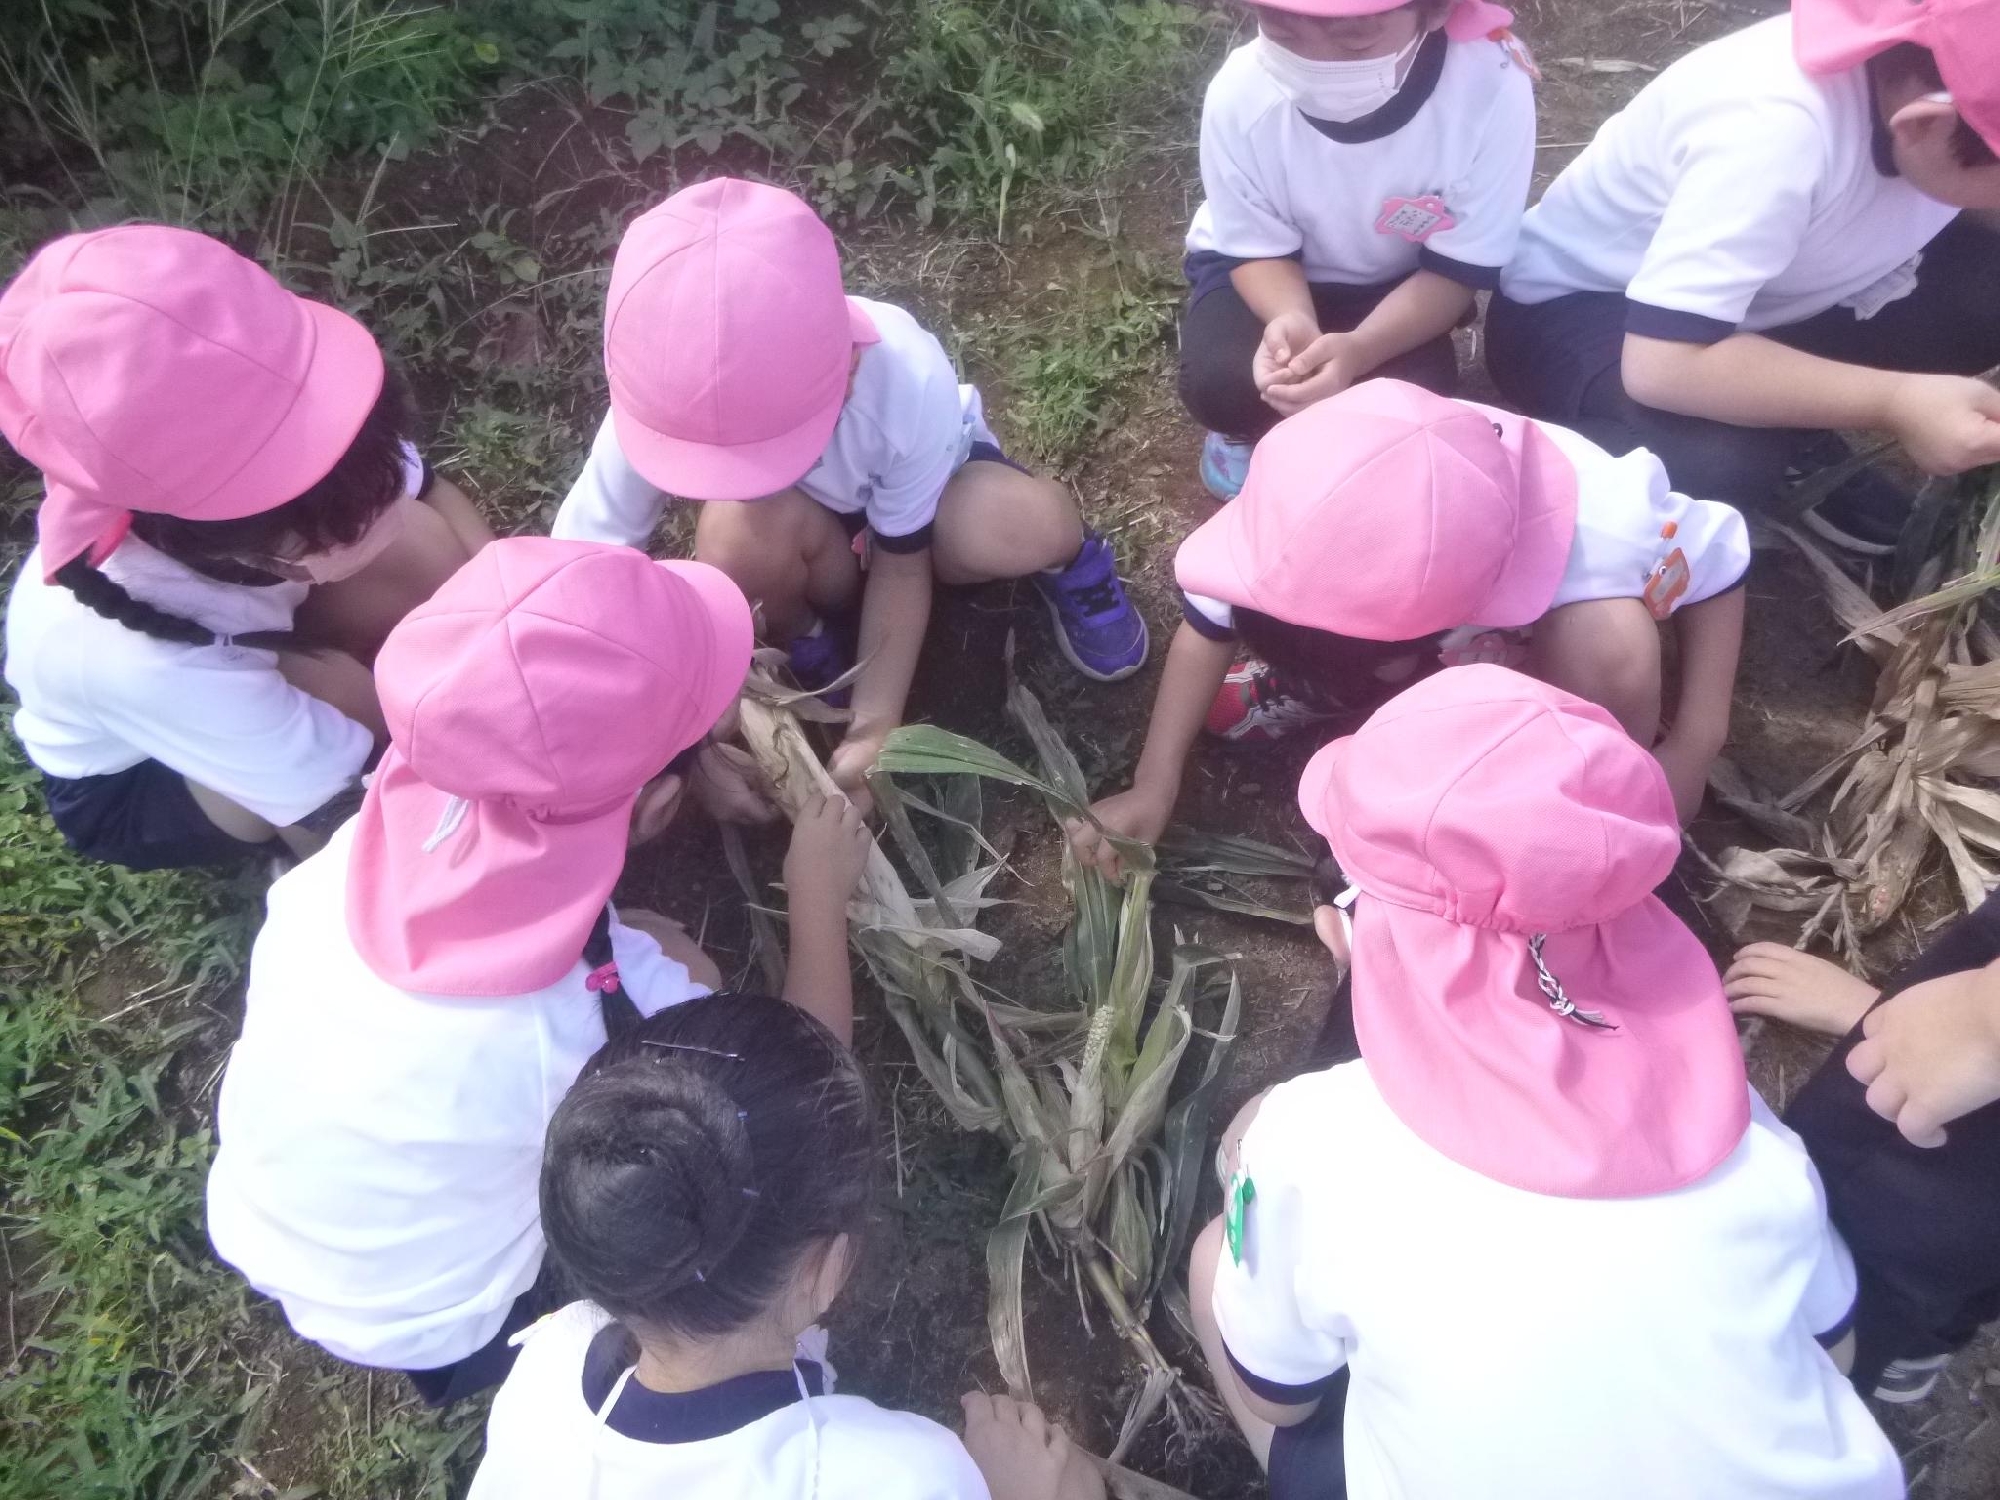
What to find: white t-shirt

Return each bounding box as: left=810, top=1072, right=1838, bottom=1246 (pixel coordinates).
left=552, top=298, right=997, bottom=554
left=1501, top=15, right=1959, bottom=337
left=206, top=823, right=709, bottom=1372
left=1185, top=31, right=1537, bottom=289
left=467, top=1301, right=990, bottom=1500
left=1182, top=411, right=1749, bottom=639
left=4, top=445, right=427, bottom=825
left=1214, top=1064, right=1902, bottom=1500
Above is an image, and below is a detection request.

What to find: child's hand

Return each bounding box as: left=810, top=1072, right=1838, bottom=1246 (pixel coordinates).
left=827, top=730, right=888, bottom=818
left=1253, top=311, right=1322, bottom=393
left=1262, top=331, right=1362, bottom=417
left=1065, top=786, right=1169, bottom=883
left=785, top=790, right=872, bottom=916
left=1884, top=373, right=2000, bottom=476
left=1846, top=962, right=2000, bottom=1146
left=691, top=741, right=780, bottom=825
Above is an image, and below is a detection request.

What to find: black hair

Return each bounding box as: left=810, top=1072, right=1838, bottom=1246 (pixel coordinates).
left=1873, top=43, right=1998, bottom=169
left=53, top=373, right=413, bottom=652
left=1235, top=608, right=1440, bottom=719
left=541, top=992, right=876, bottom=1343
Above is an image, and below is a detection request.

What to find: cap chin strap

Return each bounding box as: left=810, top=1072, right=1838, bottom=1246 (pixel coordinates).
left=419, top=794, right=470, bottom=852
left=1527, top=932, right=1617, bottom=1031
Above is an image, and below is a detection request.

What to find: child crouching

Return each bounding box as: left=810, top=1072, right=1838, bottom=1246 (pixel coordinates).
left=469, top=993, right=1104, bottom=1500
left=1188, top=665, right=1900, bottom=1499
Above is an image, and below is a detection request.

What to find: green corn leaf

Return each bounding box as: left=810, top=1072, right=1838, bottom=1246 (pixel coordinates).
left=1147, top=950, right=1243, bottom=1313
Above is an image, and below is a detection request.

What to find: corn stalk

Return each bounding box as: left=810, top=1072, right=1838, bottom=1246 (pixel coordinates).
left=1700, top=467, right=2000, bottom=960
left=734, top=650, right=1241, bottom=1460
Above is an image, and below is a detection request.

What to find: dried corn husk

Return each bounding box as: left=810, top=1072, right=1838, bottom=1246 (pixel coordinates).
left=1707, top=468, right=2000, bottom=959
left=733, top=652, right=1241, bottom=1461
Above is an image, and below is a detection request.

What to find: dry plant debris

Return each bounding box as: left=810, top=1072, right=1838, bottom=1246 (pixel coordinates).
left=731, top=650, right=1251, bottom=1466
left=1701, top=467, right=2000, bottom=963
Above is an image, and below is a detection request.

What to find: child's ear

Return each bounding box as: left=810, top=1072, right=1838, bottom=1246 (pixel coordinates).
left=1888, top=94, right=1962, bottom=156
left=628, top=773, right=686, bottom=849
left=810, top=1233, right=854, bottom=1319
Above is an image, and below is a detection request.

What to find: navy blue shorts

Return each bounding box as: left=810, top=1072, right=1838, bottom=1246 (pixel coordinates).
left=832, top=439, right=1029, bottom=546
left=40, top=760, right=277, bottom=872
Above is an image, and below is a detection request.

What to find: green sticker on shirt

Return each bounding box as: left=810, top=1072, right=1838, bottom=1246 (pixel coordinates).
left=1226, top=1170, right=1256, bottom=1265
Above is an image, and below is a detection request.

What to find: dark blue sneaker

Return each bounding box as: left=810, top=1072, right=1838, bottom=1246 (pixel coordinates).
left=787, top=622, right=853, bottom=706
left=1032, top=532, right=1148, bottom=682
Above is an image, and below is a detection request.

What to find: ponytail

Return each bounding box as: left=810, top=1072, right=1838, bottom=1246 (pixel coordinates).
left=52, top=555, right=298, bottom=652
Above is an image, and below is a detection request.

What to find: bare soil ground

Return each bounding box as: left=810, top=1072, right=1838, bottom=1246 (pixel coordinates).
left=176, top=1, right=2000, bottom=1493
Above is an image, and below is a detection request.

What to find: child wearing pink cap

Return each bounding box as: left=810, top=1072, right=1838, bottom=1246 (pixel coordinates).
left=551, top=178, right=1147, bottom=813
left=1068, top=379, right=1749, bottom=876
left=1187, top=665, right=1901, bottom=1500
left=0, top=225, right=491, bottom=872
left=1179, top=0, right=1537, bottom=500
left=205, top=538, right=873, bottom=1405
left=1488, top=0, right=2000, bottom=556
left=1726, top=908, right=2000, bottom=1405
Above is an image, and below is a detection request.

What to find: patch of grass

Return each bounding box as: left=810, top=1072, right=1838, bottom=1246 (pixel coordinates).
left=1003, top=272, right=1179, bottom=465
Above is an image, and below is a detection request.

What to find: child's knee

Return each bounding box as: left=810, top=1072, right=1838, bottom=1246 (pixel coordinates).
left=1189, top=1215, right=1226, bottom=1330
left=1534, top=603, right=1662, bottom=742
left=933, top=468, right=1081, bottom=583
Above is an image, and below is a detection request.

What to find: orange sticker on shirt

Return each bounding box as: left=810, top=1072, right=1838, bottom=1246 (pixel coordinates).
left=1643, top=546, right=1690, bottom=620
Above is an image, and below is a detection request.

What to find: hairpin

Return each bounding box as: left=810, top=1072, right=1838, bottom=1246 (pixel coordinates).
left=1527, top=934, right=1616, bottom=1031
left=640, top=1041, right=745, bottom=1061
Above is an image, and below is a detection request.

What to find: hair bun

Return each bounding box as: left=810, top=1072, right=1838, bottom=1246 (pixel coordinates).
left=542, top=1060, right=755, bottom=1301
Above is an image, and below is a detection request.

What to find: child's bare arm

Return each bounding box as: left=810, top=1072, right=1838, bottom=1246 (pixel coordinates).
left=828, top=545, right=932, bottom=816
left=1623, top=333, right=2000, bottom=477
left=1655, top=586, right=1745, bottom=822
left=1230, top=257, right=1316, bottom=328
left=781, top=792, right=871, bottom=1045
left=1067, top=622, right=1234, bottom=880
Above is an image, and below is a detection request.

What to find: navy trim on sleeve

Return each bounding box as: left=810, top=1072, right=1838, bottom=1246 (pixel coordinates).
left=1179, top=590, right=1238, bottom=643
left=1417, top=246, right=1502, bottom=292
left=1815, top=1303, right=1857, bottom=1351
left=1623, top=299, right=1738, bottom=346
left=1225, top=1344, right=1343, bottom=1407
left=871, top=521, right=935, bottom=555
left=415, top=456, right=437, bottom=499
left=1184, top=248, right=1302, bottom=303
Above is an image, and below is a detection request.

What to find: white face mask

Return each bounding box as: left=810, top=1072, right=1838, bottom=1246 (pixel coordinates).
left=261, top=497, right=409, bottom=585
left=1253, top=30, right=1423, bottom=123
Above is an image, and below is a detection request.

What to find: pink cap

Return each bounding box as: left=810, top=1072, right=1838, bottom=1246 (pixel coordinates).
left=1175, top=380, right=1577, bottom=641
left=346, top=538, right=753, bottom=995
left=603, top=178, right=880, bottom=502
left=1252, top=0, right=1517, bottom=42
left=1794, top=0, right=2000, bottom=153
left=0, top=225, right=384, bottom=581
left=1299, top=665, right=1750, bottom=1198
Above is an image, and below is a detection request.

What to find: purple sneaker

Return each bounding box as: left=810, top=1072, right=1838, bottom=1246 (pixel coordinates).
left=787, top=623, right=853, bottom=706
left=1032, top=532, right=1148, bottom=682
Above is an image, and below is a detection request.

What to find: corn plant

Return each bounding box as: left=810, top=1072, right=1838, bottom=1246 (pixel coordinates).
left=734, top=656, right=1241, bottom=1459
left=1700, top=465, right=2000, bottom=957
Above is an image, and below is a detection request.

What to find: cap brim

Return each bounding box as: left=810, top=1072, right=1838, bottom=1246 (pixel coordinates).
left=207, top=298, right=385, bottom=523
left=1468, top=415, right=1579, bottom=630
left=36, top=297, right=382, bottom=577
left=1347, top=895, right=1751, bottom=1199
left=1296, top=737, right=1351, bottom=843
left=346, top=753, right=633, bottom=996
left=1172, top=503, right=1264, bottom=615
left=610, top=383, right=843, bottom=503
left=655, top=558, right=756, bottom=730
